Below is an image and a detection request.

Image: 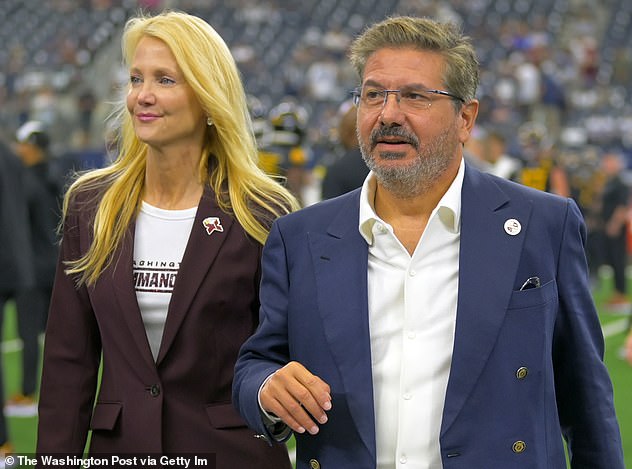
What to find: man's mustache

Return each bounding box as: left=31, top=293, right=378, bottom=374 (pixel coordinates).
left=370, top=126, right=419, bottom=150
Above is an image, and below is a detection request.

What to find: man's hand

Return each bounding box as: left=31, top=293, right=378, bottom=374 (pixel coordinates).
left=261, top=361, right=332, bottom=435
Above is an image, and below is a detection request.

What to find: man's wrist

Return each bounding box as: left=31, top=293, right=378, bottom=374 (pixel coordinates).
left=257, top=372, right=291, bottom=441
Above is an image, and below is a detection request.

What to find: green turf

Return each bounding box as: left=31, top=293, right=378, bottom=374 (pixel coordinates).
left=597, top=271, right=632, bottom=467
left=605, top=332, right=632, bottom=463
left=2, top=273, right=631, bottom=466
left=2, top=300, right=38, bottom=456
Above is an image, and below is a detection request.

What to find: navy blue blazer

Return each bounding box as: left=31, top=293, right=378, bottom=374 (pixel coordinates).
left=234, top=164, right=624, bottom=469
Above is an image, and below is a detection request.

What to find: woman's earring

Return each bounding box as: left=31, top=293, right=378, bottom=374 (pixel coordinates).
left=207, top=116, right=214, bottom=126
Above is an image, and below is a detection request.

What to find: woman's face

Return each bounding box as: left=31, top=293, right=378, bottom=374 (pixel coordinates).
left=126, top=36, right=206, bottom=153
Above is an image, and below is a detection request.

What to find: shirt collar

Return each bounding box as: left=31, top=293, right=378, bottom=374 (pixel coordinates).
left=359, top=158, right=464, bottom=245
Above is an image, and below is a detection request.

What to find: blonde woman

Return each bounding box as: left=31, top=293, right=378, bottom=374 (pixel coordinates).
left=36, top=11, right=296, bottom=467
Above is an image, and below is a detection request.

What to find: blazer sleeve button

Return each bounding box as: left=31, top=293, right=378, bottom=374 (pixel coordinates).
left=512, top=440, right=526, bottom=453
left=515, top=367, right=529, bottom=380
left=148, top=384, right=161, bottom=397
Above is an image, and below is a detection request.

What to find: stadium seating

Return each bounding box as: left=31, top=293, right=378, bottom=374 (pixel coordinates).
left=1, top=0, right=630, bottom=158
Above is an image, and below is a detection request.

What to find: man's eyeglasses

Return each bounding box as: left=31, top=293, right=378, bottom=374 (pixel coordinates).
left=351, top=87, right=465, bottom=111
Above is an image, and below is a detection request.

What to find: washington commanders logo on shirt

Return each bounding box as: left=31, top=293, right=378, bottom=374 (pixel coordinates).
left=133, top=260, right=179, bottom=293
left=203, top=216, right=223, bottom=235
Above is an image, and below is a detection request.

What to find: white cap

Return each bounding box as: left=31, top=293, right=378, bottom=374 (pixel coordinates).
left=16, top=120, right=46, bottom=143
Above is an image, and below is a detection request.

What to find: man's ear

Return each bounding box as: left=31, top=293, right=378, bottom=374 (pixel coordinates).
left=458, top=99, right=479, bottom=144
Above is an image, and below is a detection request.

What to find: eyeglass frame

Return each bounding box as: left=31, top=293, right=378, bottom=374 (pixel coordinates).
left=350, top=87, right=465, bottom=110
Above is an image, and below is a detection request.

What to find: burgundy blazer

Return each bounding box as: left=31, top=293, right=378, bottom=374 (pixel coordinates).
left=36, top=185, right=291, bottom=468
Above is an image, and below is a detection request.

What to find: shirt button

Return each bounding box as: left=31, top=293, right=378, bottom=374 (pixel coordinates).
left=399, top=455, right=408, bottom=464
left=407, top=331, right=416, bottom=339
left=149, top=384, right=161, bottom=397
left=403, top=392, right=412, bottom=400
left=409, top=270, right=416, bottom=277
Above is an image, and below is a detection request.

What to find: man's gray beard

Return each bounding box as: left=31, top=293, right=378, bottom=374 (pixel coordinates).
left=359, top=125, right=458, bottom=199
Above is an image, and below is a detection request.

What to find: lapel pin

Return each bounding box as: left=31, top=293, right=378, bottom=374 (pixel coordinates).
left=203, top=216, right=224, bottom=235
left=504, top=218, right=521, bottom=236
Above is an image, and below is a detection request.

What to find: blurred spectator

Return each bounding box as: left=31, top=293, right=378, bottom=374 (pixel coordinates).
left=7, top=122, right=64, bottom=417
left=76, top=88, right=98, bottom=147
left=263, top=97, right=311, bottom=204
left=30, top=84, right=61, bottom=130
left=463, top=126, right=487, bottom=170
left=0, top=139, right=34, bottom=457
left=5, top=44, right=27, bottom=100
left=305, top=50, right=343, bottom=102
left=599, top=150, right=630, bottom=312
left=321, top=100, right=368, bottom=199
left=468, top=128, right=522, bottom=180
left=514, top=122, right=570, bottom=197
left=513, top=50, right=542, bottom=121
left=138, top=0, right=162, bottom=10
left=565, top=146, right=607, bottom=280
left=321, top=24, right=351, bottom=54
left=538, top=65, right=567, bottom=140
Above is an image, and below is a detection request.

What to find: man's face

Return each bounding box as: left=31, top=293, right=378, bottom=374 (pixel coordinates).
left=14, top=141, right=38, bottom=166
left=356, top=47, right=478, bottom=198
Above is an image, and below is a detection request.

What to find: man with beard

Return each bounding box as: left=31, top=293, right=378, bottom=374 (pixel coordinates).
left=233, top=16, right=624, bottom=469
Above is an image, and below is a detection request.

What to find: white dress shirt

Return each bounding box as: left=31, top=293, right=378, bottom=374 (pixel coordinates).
left=358, top=159, right=464, bottom=469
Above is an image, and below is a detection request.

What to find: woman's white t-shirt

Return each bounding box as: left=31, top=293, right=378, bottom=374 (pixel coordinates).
left=133, top=201, right=196, bottom=360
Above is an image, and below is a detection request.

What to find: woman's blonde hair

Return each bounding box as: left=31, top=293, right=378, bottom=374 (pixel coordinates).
left=64, top=10, right=299, bottom=286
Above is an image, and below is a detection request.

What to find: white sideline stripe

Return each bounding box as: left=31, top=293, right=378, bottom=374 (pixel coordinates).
left=0, top=334, right=44, bottom=353
left=602, top=318, right=630, bottom=338
left=1, top=338, right=23, bottom=353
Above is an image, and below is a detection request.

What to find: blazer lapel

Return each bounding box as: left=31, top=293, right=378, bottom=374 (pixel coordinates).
left=308, top=192, right=376, bottom=461
left=156, top=186, right=233, bottom=365
left=441, top=166, right=532, bottom=435
left=110, top=225, right=158, bottom=371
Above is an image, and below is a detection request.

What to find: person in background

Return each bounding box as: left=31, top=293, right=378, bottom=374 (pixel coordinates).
left=464, top=127, right=521, bottom=180
left=36, top=11, right=297, bottom=466
left=233, top=15, right=624, bottom=469
left=515, top=121, right=570, bottom=197
left=480, top=129, right=522, bottom=180
left=599, top=150, right=630, bottom=311
left=0, top=139, right=34, bottom=457
left=264, top=98, right=311, bottom=205
left=6, top=121, right=64, bottom=418
left=321, top=99, right=369, bottom=199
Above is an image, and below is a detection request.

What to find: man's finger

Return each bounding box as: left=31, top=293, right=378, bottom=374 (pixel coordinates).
left=261, top=362, right=332, bottom=434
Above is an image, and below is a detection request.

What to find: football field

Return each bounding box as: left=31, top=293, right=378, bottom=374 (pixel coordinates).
left=1, top=269, right=631, bottom=467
